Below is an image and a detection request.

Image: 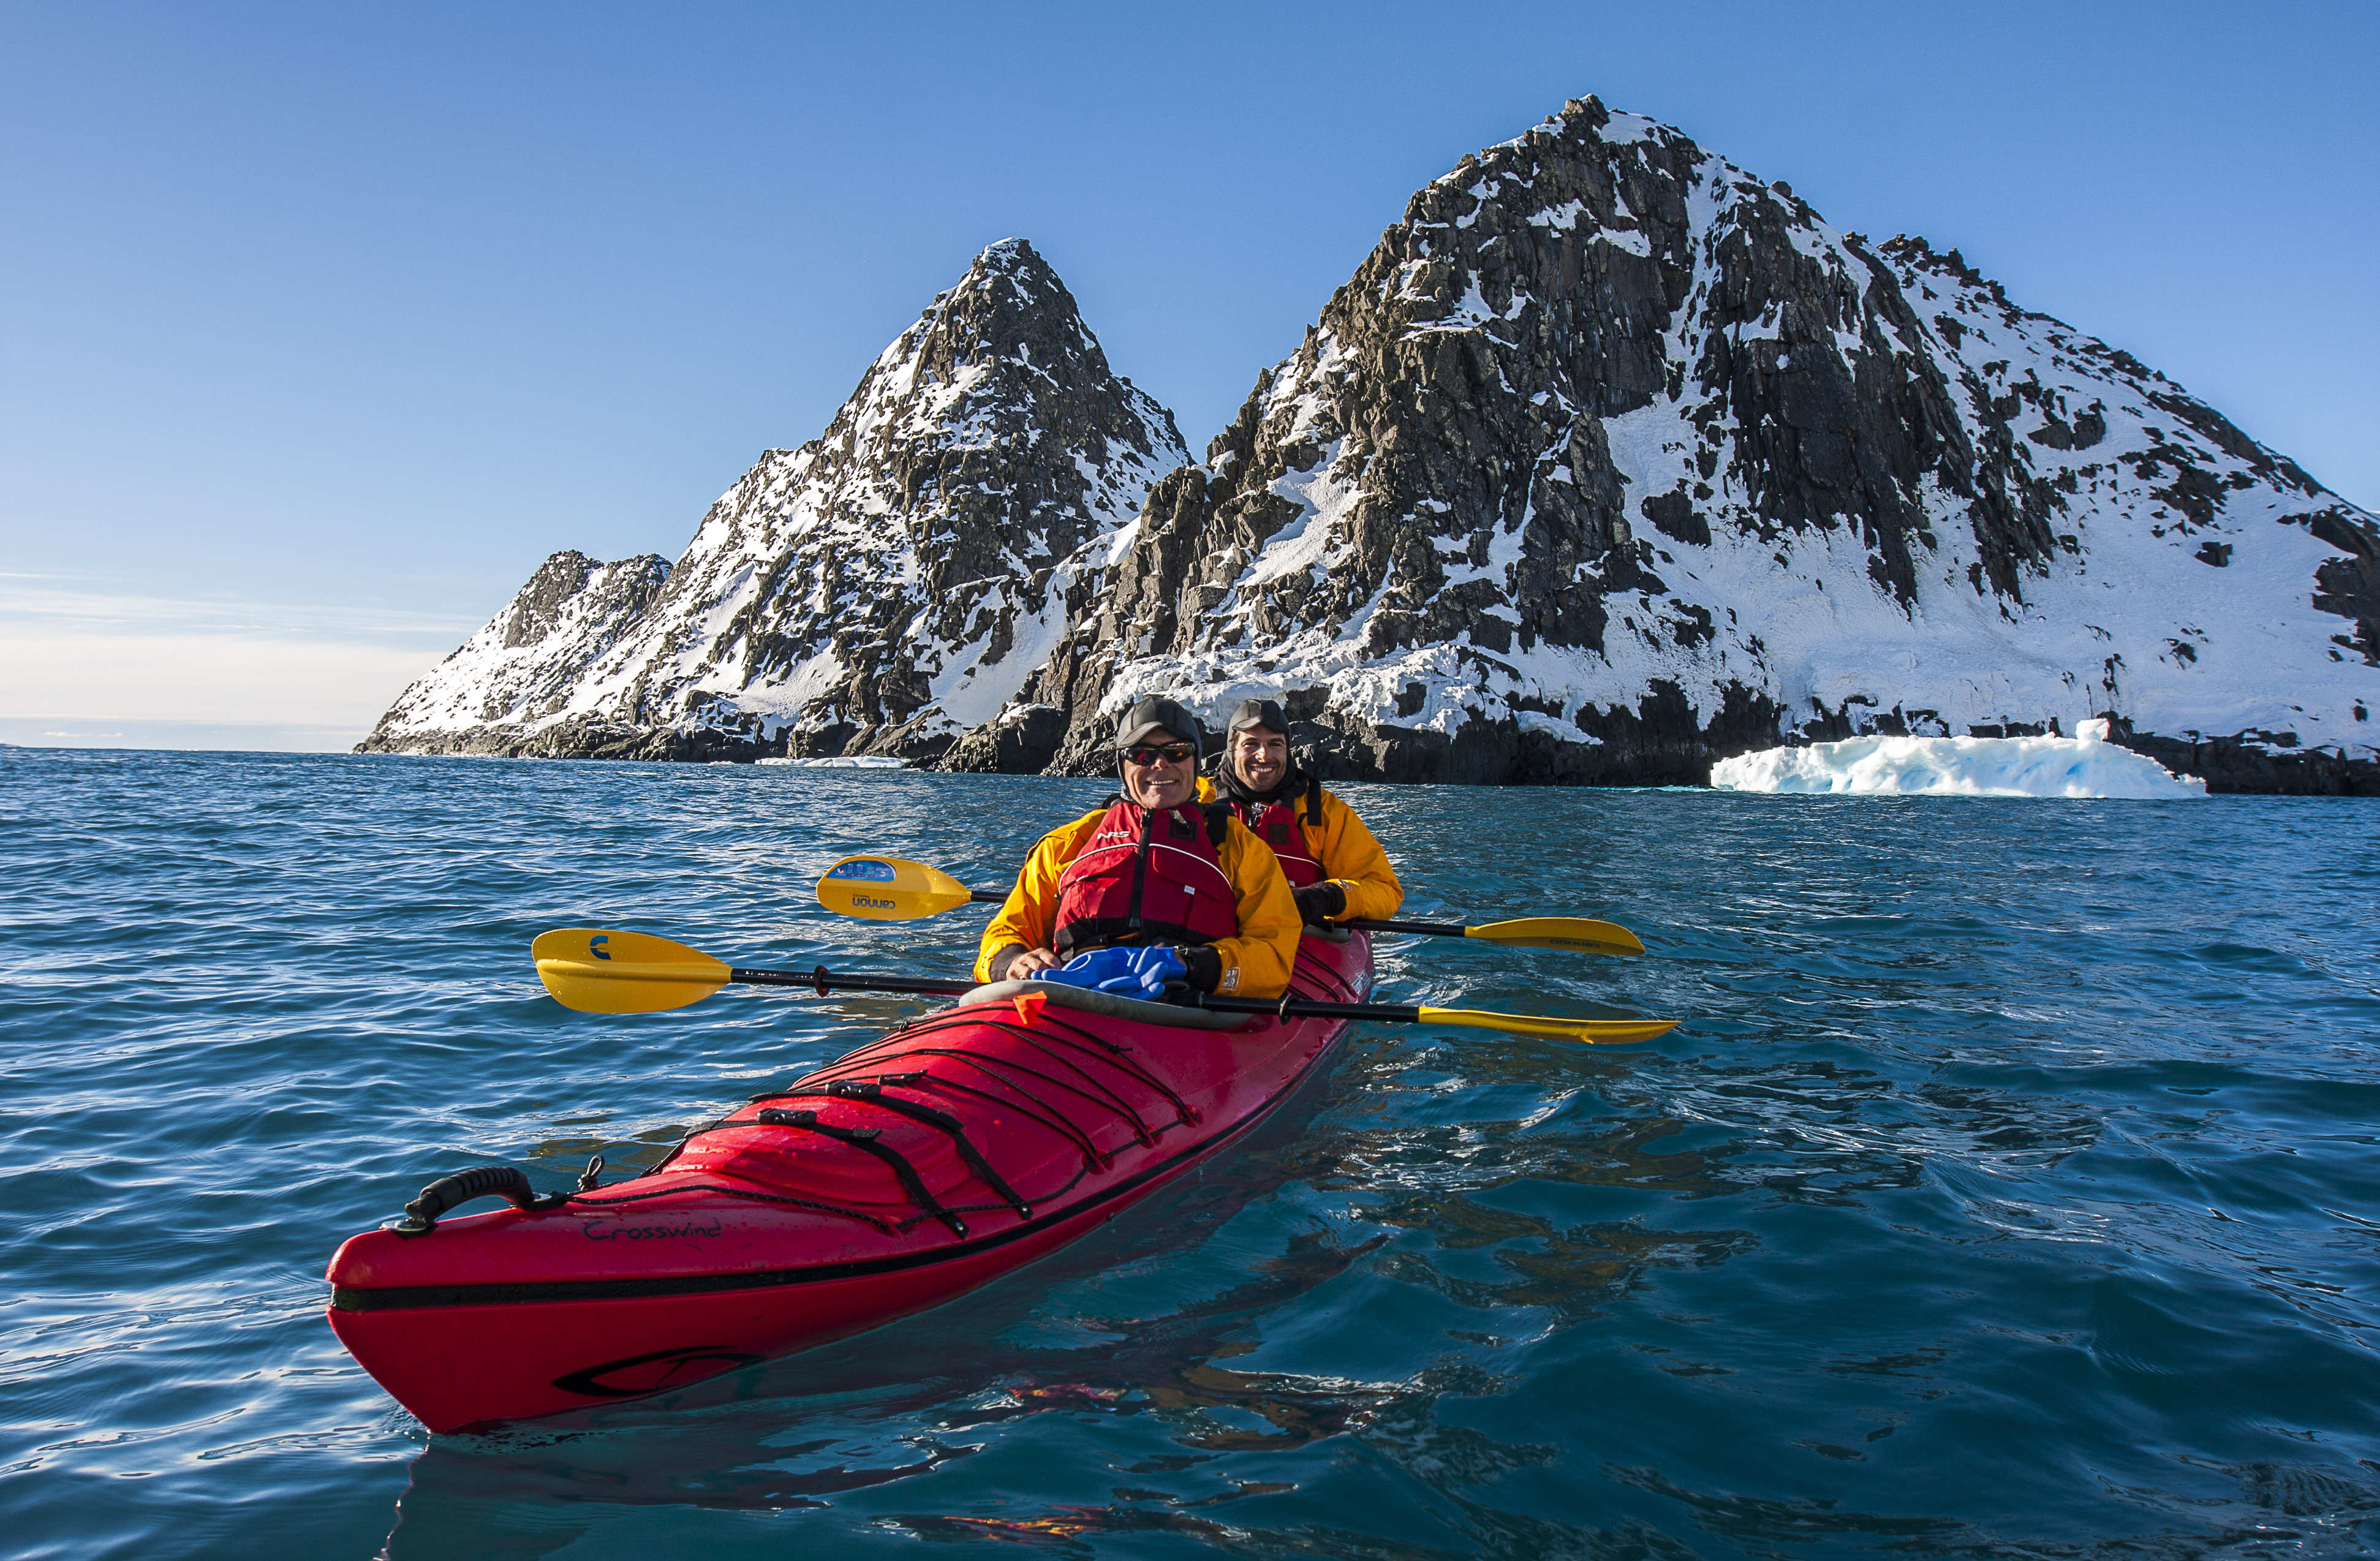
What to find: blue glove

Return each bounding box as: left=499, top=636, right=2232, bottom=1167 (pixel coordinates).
left=1030, top=946, right=1187, bottom=999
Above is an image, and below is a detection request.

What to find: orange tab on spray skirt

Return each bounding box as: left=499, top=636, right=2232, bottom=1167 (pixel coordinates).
left=1012, top=987, right=1049, bottom=1027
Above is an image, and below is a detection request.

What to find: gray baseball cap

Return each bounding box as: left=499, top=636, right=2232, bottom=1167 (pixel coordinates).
left=1114, top=696, right=1200, bottom=752
left=1225, top=697, right=1288, bottom=735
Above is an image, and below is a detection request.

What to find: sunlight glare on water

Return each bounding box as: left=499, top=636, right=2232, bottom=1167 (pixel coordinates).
left=4, top=748, right=2378, bottom=1559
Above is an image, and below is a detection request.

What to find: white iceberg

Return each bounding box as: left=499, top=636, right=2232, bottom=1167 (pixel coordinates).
left=1710, top=720, right=2207, bottom=798
left=754, top=755, right=909, bottom=770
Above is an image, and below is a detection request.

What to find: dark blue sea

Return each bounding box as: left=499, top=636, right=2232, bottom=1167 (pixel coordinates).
left=6, top=747, right=2378, bottom=1559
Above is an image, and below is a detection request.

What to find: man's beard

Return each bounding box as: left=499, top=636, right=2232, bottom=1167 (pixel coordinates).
left=1218, top=755, right=1299, bottom=805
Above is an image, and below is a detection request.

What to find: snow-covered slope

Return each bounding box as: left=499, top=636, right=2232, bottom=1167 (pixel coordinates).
left=366, top=551, right=671, bottom=747
left=361, top=240, right=1187, bottom=760
left=992, top=97, right=2376, bottom=791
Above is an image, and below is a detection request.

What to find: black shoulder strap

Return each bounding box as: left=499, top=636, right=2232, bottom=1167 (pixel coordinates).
left=1203, top=802, right=1230, bottom=847
left=1123, top=801, right=1157, bottom=935
left=1303, top=774, right=1324, bottom=828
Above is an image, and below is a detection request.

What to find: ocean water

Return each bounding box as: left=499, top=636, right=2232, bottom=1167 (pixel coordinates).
left=5, top=747, right=2378, bottom=1560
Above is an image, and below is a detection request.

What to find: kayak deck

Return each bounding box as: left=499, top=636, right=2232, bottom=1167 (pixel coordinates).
left=327, top=932, right=1372, bottom=1432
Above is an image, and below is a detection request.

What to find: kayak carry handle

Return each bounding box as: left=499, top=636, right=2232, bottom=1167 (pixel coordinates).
left=383, top=1165, right=570, bottom=1238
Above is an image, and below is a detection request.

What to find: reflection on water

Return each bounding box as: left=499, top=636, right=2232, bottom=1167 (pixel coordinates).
left=2, top=750, right=2377, bottom=1559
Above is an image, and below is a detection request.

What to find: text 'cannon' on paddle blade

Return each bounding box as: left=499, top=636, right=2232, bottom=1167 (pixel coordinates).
left=814, top=856, right=979, bottom=921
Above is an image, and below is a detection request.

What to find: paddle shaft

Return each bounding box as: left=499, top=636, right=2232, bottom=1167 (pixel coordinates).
left=964, top=890, right=1469, bottom=942
left=826, top=852, right=1638, bottom=953
left=968, top=891, right=1572, bottom=946
left=733, top=962, right=1411, bottom=1018
left=961, top=885, right=1492, bottom=940
left=732, top=966, right=975, bottom=998
left=1195, top=992, right=1437, bottom=1024
left=1347, top=917, right=1467, bottom=938
left=731, top=963, right=1622, bottom=1035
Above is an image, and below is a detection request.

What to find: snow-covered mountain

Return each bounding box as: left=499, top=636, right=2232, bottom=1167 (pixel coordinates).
left=360, top=239, right=1187, bottom=760
left=978, top=97, right=2375, bottom=791
left=366, top=100, right=2378, bottom=791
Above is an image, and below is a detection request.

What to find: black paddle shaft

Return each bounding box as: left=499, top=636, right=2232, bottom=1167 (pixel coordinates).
left=945, top=874, right=1470, bottom=941
left=1195, top=994, right=1427, bottom=1024
left=730, top=966, right=975, bottom=998
left=726, top=963, right=1420, bottom=1025
left=958, top=876, right=1437, bottom=932
left=1345, top=917, right=1468, bottom=938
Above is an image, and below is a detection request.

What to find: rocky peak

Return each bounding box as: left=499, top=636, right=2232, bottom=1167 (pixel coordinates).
left=999, top=97, right=2376, bottom=789
left=497, top=551, right=666, bottom=648
left=360, top=550, right=670, bottom=750
left=620, top=236, right=1190, bottom=759
left=363, top=240, right=1187, bottom=761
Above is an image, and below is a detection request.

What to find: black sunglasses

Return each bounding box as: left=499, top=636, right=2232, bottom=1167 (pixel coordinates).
left=1124, top=742, right=1197, bottom=766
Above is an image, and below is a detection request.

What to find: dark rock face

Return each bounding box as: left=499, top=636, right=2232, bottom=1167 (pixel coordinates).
left=985, top=97, right=2376, bottom=790
left=361, top=240, right=1186, bottom=760
left=939, top=703, right=1071, bottom=774
left=2308, top=507, right=2380, bottom=665
left=2109, top=723, right=2380, bottom=797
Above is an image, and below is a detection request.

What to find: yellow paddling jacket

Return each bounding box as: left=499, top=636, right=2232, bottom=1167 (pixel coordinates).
left=1195, top=775, right=1404, bottom=923
left=974, top=806, right=1302, bottom=998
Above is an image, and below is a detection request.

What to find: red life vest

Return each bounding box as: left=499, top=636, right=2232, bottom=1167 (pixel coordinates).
left=1052, top=798, right=1241, bottom=955
left=1223, top=777, right=1326, bottom=887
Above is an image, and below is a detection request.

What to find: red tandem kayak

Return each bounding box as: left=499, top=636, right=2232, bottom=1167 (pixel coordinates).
left=326, top=931, right=1372, bottom=1433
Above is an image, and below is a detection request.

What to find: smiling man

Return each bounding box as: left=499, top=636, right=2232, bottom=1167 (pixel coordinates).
left=1198, top=697, right=1402, bottom=927
left=975, top=696, right=1302, bottom=1000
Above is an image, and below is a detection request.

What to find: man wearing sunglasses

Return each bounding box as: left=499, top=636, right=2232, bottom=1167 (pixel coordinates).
left=1198, top=697, right=1403, bottom=928
left=975, top=696, right=1302, bottom=1001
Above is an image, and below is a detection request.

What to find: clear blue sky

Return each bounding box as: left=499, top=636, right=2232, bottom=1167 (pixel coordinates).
left=3, top=1, right=2374, bottom=749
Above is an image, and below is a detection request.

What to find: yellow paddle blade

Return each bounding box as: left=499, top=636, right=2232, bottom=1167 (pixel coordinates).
left=1415, top=1007, right=1679, bottom=1045
left=1463, top=917, right=1645, bottom=956
left=815, top=855, right=979, bottom=921
left=532, top=927, right=731, bottom=1014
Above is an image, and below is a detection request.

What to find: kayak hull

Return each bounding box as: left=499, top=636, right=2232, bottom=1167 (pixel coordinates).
left=327, top=933, right=1371, bottom=1432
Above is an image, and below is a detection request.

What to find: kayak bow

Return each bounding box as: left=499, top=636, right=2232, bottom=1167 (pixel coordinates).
left=327, top=932, right=1378, bottom=1431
